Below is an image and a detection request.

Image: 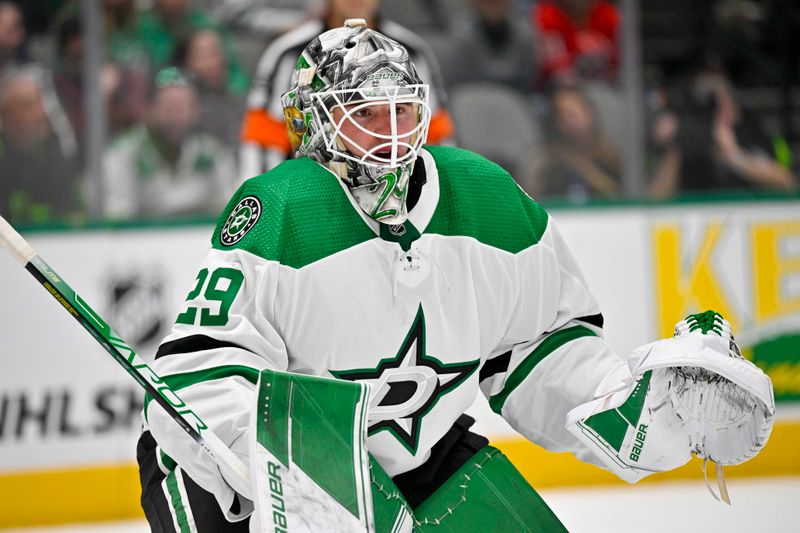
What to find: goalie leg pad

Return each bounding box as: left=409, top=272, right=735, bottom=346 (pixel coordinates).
left=250, top=369, right=413, bottom=533
left=414, top=446, right=567, bottom=532
left=370, top=457, right=416, bottom=533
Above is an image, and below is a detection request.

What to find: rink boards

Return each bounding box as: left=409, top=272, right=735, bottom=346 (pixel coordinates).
left=1, top=198, right=799, bottom=528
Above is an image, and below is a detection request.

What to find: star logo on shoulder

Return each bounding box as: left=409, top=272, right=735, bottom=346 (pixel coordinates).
left=331, top=305, right=479, bottom=454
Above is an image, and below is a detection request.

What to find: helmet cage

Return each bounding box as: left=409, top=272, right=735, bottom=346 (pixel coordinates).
left=311, top=83, right=431, bottom=171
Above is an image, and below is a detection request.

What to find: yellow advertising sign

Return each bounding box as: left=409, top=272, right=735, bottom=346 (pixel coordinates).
left=652, top=217, right=800, bottom=401
left=752, top=221, right=800, bottom=320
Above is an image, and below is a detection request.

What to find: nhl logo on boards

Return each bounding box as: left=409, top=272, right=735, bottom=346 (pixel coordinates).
left=221, top=196, right=262, bottom=246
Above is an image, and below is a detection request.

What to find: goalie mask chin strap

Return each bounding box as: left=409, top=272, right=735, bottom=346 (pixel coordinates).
left=702, top=458, right=731, bottom=505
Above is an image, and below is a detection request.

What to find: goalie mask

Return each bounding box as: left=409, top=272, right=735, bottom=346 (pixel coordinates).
left=281, top=19, right=431, bottom=224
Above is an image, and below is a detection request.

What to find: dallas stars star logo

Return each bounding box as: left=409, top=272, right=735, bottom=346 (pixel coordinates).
left=331, top=305, right=479, bottom=454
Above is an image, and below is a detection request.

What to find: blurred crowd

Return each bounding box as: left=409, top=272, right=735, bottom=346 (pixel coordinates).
left=0, top=0, right=797, bottom=225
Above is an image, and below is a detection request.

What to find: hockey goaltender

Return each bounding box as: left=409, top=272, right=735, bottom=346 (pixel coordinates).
left=137, top=19, right=775, bottom=533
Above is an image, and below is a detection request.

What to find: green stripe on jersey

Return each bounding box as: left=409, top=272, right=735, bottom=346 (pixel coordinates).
left=489, top=325, right=597, bottom=413
left=143, top=364, right=260, bottom=416
left=425, top=145, right=549, bottom=253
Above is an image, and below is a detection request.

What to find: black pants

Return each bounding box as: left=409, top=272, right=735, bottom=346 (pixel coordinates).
left=137, top=415, right=487, bottom=531
left=137, top=430, right=249, bottom=532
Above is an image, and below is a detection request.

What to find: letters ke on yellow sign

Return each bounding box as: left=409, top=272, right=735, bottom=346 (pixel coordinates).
left=653, top=218, right=800, bottom=402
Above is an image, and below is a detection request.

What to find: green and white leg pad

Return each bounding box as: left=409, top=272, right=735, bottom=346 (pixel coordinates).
left=250, top=369, right=413, bottom=533
left=414, top=446, right=566, bottom=532
left=250, top=369, right=564, bottom=532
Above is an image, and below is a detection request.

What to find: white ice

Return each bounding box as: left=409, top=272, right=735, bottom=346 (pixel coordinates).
left=5, top=476, right=799, bottom=532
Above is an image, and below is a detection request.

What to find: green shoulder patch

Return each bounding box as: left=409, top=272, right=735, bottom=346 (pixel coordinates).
left=424, top=145, right=549, bottom=253
left=212, top=158, right=376, bottom=268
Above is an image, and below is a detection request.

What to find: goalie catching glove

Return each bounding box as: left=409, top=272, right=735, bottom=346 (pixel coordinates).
left=566, top=311, right=775, bottom=494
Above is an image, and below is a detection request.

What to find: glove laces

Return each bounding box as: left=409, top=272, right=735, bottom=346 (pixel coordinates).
left=703, top=457, right=731, bottom=505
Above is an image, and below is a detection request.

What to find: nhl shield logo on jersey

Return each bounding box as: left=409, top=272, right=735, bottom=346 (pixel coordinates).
left=221, top=196, right=262, bottom=246
left=388, top=223, right=406, bottom=236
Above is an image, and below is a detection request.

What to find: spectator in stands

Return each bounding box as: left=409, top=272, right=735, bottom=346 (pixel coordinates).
left=104, top=0, right=148, bottom=68
left=135, top=0, right=248, bottom=94
left=56, top=0, right=147, bottom=67
left=173, top=28, right=244, bottom=149
left=649, top=64, right=796, bottom=197
left=239, top=0, right=454, bottom=180
left=532, top=0, right=619, bottom=86
left=442, top=0, right=538, bottom=93
left=52, top=15, right=148, bottom=161
left=100, top=67, right=236, bottom=220
left=0, top=67, right=82, bottom=224
left=0, top=1, right=26, bottom=75
left=527, top=84, right=620, bottom=200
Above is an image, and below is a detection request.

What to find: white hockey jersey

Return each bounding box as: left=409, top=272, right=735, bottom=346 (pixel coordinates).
left=144, top=145, right=630, bottom=514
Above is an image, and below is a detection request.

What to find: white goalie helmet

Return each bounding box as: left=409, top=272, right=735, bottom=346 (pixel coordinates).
left=280, top=19, right=431, bottom=224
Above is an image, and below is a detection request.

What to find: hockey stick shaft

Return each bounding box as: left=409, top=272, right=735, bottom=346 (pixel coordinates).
left=0, top=216, right=251, bottom=488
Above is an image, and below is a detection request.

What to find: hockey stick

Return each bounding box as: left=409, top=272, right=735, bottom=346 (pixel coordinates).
left=0, top=215, right=251, bottom=489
